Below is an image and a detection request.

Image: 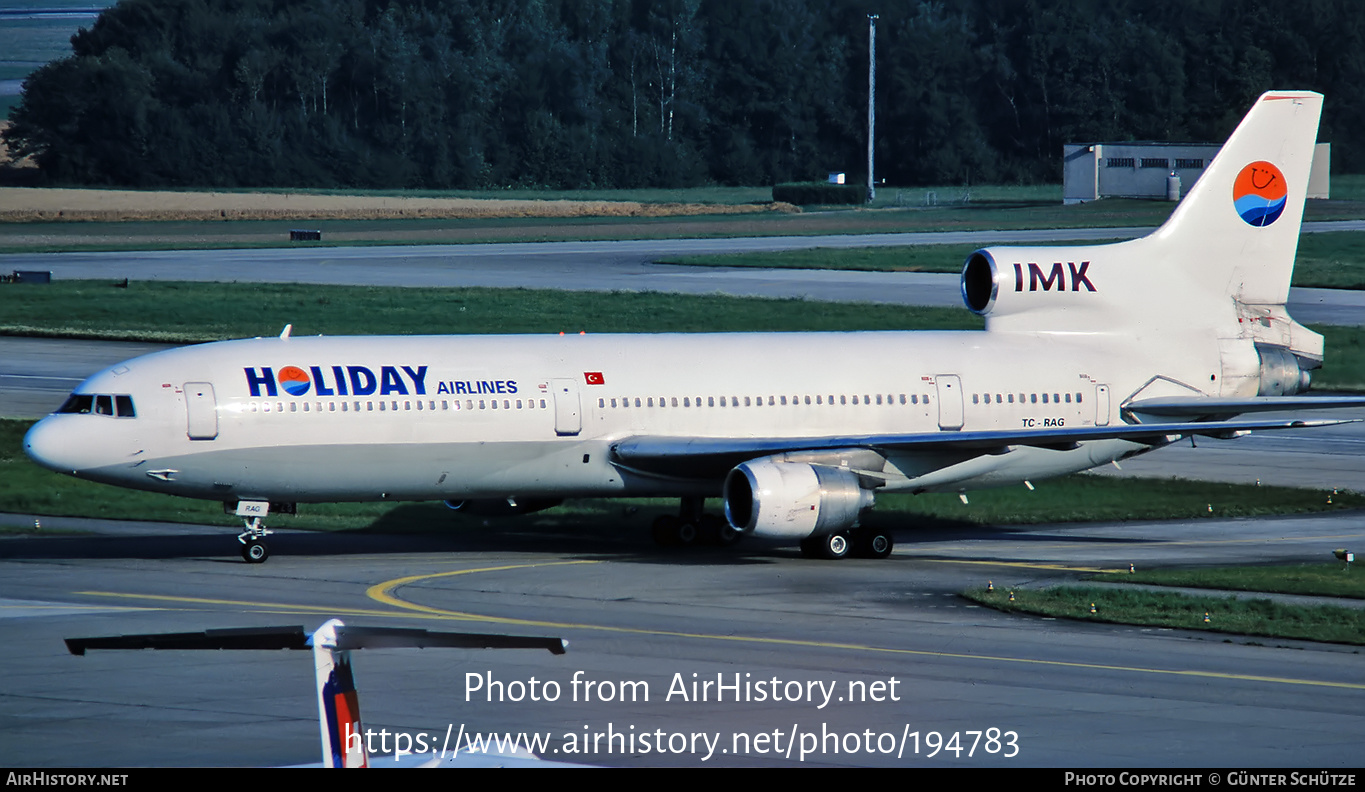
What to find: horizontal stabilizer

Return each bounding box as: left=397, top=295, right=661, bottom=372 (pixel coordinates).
left=67, top=624, right=566, bottom=656
left=66, top=626, right=310, bottom=655
left=329, top=625, right=567, bottom=654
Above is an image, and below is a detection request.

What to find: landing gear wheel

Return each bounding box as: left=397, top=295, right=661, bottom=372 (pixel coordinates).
left=699, top=514, right=741, bottom=546
left=675, top=521, right=698, bottom=546
left=853, top=528, right=894, bottom=559
left=651, top=515, right=680, bottom=546
left=236, top=514, right=275, bottom=564
left=241, top=541, right=269, bottom=563
left=821, top=532, right=851, bottom=559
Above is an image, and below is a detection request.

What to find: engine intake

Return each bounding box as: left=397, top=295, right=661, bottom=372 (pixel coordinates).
left=723, top=459, right=874, bottom=540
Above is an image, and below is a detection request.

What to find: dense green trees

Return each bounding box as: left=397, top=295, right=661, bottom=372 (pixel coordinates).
left=6, top=0, right=1364, bottom=189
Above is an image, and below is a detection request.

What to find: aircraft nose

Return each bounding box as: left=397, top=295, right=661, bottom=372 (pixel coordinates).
left=24, top=416, right=85, bottom=473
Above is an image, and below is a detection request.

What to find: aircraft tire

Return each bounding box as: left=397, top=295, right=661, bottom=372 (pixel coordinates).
left=241, top=541, right=269, bottom=564
left=700, top=514, right=741, bottom=546
left=853, top=528, right=894, bottom=559
left=651, top=515, right=680, bottom=546
left=819, top=532, right=851, bottom=560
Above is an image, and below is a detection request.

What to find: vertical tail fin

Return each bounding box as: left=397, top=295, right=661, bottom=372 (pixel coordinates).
left=311, top=619, right=368, bottom=768
left=1151, top=91, right=1322, bottom=306
left=964, top=91, right=1323, bottom=348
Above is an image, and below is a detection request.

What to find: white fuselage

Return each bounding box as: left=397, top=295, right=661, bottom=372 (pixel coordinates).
left=24, top=326, right=1207, bottom=505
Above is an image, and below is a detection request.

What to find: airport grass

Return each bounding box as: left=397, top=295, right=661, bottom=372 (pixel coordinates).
left=964, top=584, right=1365, bottom=645
left=1317, top=325, right=1365, bottom=391
left=1092, top=561, right=1365, bottom=599
left=5, top=187, right=1365, bottom=253
left=5, top=417, right=1364, bottom=536
left=0, top=280, right=983, bottom=343
left=662, top=231, right=1365, bottom=290
left=5, top=280, right=1362, bottom=390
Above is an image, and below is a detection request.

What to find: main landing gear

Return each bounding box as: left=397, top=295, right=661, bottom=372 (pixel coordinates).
left=799, top=526, right=894, bottom=560
left=650, top=496, right=741, bottom=548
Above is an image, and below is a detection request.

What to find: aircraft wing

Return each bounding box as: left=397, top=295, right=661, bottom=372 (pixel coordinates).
left=1125, top=395, right=1365, bottom=420
left=610, top=417, right=1355, bottom=479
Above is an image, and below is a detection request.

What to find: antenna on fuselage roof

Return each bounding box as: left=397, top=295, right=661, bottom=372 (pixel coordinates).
left=280, top=324, right=293, bottom=339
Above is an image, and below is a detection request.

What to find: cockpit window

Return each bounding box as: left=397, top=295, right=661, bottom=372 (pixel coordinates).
left=56, top=393, right=136, bottom=418
left=57, top=394, right=94, bottom=414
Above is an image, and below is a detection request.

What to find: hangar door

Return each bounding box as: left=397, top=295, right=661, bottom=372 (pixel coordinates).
left=184, top=382, right=219, bottom=440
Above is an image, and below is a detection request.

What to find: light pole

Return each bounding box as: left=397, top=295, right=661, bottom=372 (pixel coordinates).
left=867, top=14, right=878, bottom=203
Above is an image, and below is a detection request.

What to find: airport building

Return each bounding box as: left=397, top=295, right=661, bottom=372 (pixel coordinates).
left=1062, top=141, right=1330, bottom=203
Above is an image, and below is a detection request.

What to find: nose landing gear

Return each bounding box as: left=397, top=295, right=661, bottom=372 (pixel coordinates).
left=237, top=516, right=272, bottom=563
left=233, top=500, right=278, bottom=564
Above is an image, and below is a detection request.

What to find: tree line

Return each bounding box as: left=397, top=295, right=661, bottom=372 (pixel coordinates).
left=6, top=0, right=1364, bottom=190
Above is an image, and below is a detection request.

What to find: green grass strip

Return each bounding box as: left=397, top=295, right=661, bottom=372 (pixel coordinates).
left=1091, top=561, right=1365, bottom=599
left=0, top=281, right=982, bottom=342
left=663, top=231, right=1365, bottom=290
left=965, top=585, right=1365, bottom=645
left=5, top=418, right=1363, bottom=534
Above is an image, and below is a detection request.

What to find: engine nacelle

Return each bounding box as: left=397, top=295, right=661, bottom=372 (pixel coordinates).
left=444, top=498, right=563, bottom=516
left=960, top=247, right=1119, bottom=333
left=1255, top=343, right=1313, bottom=396
left=723, top=460, right=874, bottom=540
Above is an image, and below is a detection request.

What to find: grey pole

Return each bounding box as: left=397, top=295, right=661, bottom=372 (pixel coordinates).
left=867, top=14, right=878, bottom=203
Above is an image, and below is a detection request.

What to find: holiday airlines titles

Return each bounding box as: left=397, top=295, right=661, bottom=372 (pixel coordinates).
left=242, top=363, right=523, bottom=399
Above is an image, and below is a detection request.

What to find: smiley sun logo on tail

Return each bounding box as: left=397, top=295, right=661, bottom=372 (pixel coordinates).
left=1233, top=161, right=1287, bottom=227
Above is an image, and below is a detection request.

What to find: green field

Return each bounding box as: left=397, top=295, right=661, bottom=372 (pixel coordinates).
left=1096, top=561, right=1365, bottom=599
left=664, top=231, right=1365, bottom=290
left=5, top=418, right=1362, bottom=534
left=965, top=583, right=1365, bottom=645
left=4, top=280, right=1361, bottom=391
left=0, top=281, right=982, bottom=342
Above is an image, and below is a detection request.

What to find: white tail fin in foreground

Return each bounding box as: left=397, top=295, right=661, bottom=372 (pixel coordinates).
left=66, top=620, right=567, bottom=768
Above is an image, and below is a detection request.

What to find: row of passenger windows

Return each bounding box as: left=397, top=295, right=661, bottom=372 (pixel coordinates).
left=58, top=393, right=136, bottom=418
left=238, top=389, right=1083, bottom=415
left=599, top=393, right=931, bottom=409
left=244, top=398, right=549, bottom=414
left=973, top=392, right=1085, bottom=405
